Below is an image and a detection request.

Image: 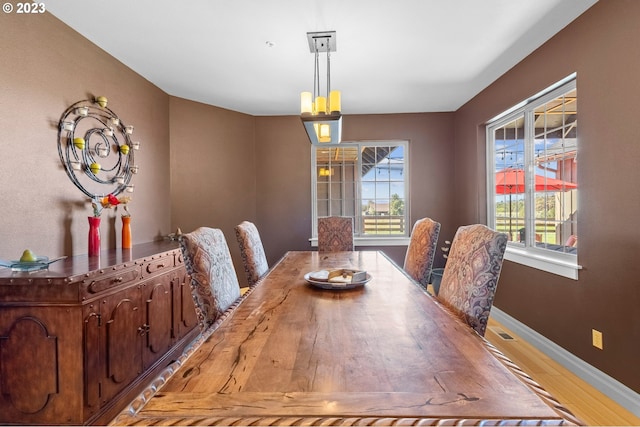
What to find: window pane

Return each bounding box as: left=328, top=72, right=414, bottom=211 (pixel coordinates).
left=494, top=115, right=526, bottom=243
left=488, top=77, right=577, bottom=264
left=314, top=141, right=408, bottom=238
left=317, top=198, right=329, bottom=217
left=375, top=182, right=391, bottom=199
left=390, top=181, right=404, bottom=196
left=316, top=146, right=358, bottom=218
left=330, top=200, right=343, bottom=215
left=532, top=87, right=578, bottom=253
left=361, top=144, right=406, bottom=235
left=316, top=181, right=328, bottom=199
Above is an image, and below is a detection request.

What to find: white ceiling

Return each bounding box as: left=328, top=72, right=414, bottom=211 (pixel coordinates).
left=46, top=0, right=597, bottom=116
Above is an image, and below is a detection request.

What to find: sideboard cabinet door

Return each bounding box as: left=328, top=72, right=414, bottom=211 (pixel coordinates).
left=140, top=272, right=173, bottom=370
left=0, top=307, right=84, bottom=425
left=99, top=286, right=143, bottom=406
left=175, top=269, right=199, bottom=341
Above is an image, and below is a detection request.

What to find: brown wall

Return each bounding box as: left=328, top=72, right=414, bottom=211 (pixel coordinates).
left=170, top=111, right=455, bottom=283
left=345, top=113, right=457, bottom=260
left=454, top=0, right=640, bottom=393
left=169, top=97, right=256, bottom=284
left=252, top=113, right=456, bottom=269
left=0, top=13, right=171, bottom=259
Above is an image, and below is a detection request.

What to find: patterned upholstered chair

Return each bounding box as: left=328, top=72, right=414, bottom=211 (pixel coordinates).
left=180, top=227, right=241, bottom=329
left=437, top=224, right=508, bottom=336
left=317, top=216, right=354, bottom=252
left=235, top=221, right=269, bottom=287
left=403, top=217, right=441, bottom=289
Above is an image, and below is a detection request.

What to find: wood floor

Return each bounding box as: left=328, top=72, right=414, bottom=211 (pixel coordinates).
left=486, top=318, right=640, bottom=426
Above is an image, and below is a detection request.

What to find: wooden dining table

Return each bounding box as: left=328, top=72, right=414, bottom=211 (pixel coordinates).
left=112, top=250, right=580, bottom=426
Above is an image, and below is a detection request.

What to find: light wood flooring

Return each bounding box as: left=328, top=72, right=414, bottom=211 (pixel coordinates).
left=486, top=318, right=640, bottom=426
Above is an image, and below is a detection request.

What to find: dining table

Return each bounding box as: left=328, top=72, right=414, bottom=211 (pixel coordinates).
left=112, top=250, right=580, bottom=426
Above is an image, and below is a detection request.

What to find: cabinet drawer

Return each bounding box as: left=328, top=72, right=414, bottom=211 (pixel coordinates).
left=144, top=255, right=173, bottom=277
left=175, top=251, right=185, bottom=266
left=85, top=268, right=141, bottom=294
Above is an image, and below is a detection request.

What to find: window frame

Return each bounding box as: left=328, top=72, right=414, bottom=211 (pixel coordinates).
left=486, top=74, right=580, bottom=280
left=311, top=140, right=411, bottom=247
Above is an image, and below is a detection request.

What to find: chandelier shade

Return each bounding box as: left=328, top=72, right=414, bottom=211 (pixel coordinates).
left=300, top=31, right=342, bottom=145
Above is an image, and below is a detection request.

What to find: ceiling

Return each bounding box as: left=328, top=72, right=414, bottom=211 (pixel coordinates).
left=46, top=0, right=597, bottom=116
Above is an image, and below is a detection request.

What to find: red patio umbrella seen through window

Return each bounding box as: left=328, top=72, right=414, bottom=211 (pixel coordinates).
left=495, top=167, right=577, bottom=237
left=496, top=167, right=577, bottom=194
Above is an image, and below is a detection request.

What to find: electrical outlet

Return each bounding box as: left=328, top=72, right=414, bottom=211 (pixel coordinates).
left=592, top=329, right=603, bottom=350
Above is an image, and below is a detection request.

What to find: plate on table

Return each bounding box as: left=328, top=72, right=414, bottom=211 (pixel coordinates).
left=0, top=256, right=66, bottom=272
left=304, top=269, right=371, bottom=290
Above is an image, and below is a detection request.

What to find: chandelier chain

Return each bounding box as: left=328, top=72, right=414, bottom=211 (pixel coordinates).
left=314, top=38, right=320, bottom=105
left=327, top=42, right=331, bottom=104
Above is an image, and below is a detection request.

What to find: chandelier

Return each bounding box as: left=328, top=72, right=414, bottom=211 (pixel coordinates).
left=300, top=31, right=342, bottom=144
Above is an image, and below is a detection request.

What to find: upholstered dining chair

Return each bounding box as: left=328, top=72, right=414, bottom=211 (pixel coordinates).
left=235, top=221, right=269, bottom=287
left=180, top=227, right=241, bottom=329
left=317, top=216, right=354, bottom=252
left=437, top=224, right=508, bottom=336
left=403, top=217, right=441, bottom=289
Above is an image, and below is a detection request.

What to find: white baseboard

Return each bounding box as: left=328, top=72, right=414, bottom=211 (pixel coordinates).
left=491, top=307, right=640, bottom=418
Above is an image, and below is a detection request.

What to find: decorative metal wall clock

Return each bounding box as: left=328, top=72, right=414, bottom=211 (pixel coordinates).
left=57, top=96, right=139, bottom=198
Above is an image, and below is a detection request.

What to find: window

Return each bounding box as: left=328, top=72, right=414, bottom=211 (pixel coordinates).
left=312, top=140, right=410, bottom=245
left=487, top=75, right=579, bottom=279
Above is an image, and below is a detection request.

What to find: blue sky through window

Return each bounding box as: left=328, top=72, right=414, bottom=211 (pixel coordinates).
left=361, top=145, right=405, bottom=202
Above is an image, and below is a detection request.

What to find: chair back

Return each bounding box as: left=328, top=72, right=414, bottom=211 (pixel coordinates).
left=180, top=227, right=241, bottom=329
left=437, top=224, right=508, bottom=336
left=235, top=221, right=269, bottom=286
left=403, top=217, right=441, bottom=288
left=317, top=216, right=354, bottom=251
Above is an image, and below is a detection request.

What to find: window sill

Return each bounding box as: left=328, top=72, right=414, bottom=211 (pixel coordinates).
left=504, top=245, right=581, bottom=280
left=310, top=237, right=410, bottom=247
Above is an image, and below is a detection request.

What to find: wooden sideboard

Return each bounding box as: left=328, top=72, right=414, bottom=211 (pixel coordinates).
left=0, top=241, right=200, bottom=425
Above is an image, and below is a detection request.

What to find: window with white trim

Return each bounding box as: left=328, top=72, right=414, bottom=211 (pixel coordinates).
left=487, top=75, right=579, bottom=279
left=311, top=141, right=410, bottom=246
